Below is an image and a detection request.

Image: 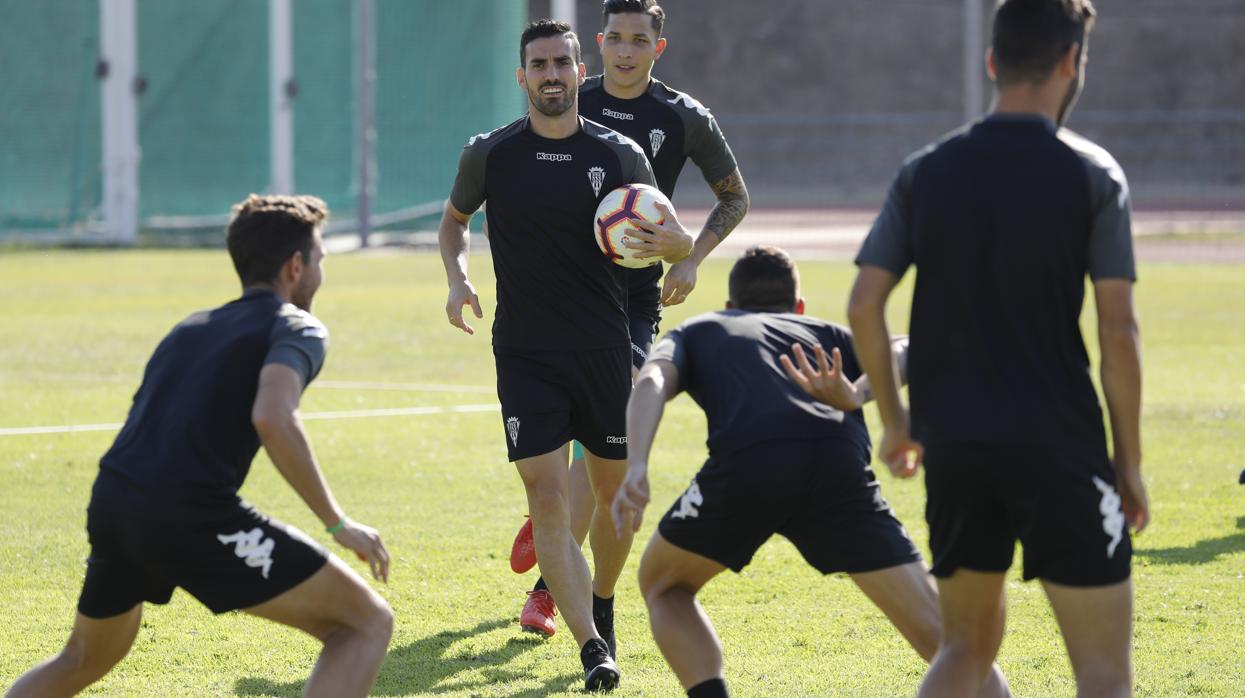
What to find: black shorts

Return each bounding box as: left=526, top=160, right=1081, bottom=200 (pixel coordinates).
left=923, top=443, right=1131, bottom=586
left=629, top=312, right=660, bottom=371
left=658, top=438, right=921, bottom=574
left=494, top=345, right=631, bottom=462
left=78, top=502, right=328, bottom=618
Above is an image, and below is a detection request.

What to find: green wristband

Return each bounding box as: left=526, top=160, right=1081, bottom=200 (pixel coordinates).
left=325, top=519, right=346, bottom=534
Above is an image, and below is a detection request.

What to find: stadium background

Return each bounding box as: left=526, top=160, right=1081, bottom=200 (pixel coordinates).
left=2, top=0, right=1242, bottom=243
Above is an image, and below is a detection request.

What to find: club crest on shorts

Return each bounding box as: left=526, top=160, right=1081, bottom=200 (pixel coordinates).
left=671, top=479, right=704, bottom=519
left=506, top=416, right=521, bottom=447
left=1092, top=475, right=1125, bottom=558
left=217, top=527, right=275, bottom=579
left=649, top=128, right=666, bottom=157
left=588, top=166, right=606, bottom=197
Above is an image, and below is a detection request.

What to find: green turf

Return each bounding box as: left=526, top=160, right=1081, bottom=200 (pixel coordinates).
left=1, top=249, right=1242, bottom=696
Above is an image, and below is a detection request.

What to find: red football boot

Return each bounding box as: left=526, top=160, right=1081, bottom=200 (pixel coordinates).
left=510, top=515, right=537, bottom=574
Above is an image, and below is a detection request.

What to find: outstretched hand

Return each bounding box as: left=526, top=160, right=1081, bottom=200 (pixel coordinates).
left=780, top=343, right=863, bottom=411
left=332, top=518, right=391, bottom=583
left=610, top=464, right=651, bottom=539
left=625, top=203, right=693, bottom=264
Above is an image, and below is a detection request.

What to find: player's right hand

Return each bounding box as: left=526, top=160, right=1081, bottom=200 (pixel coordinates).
left=879, top=426, right=922, bottom=479
left=446, top=280, right=483, bottom=335
left=333, top=519, right=391, bottom=583
left=611, top=463, right=651, bottom=539
left=1116, top=465, right=1149, bottom=532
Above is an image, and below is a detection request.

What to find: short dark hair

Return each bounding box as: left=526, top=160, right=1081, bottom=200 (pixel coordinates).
left=520, top=19, right=581, bottom=66
left=602, top=0, right=665, bottom=37
left=992, top=0, right=1096, bottom=86
left=729, top=246, right=799, bottom=311
left=225, top=194, right=328, bottom=286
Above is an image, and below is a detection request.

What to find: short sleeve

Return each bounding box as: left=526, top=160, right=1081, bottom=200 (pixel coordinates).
left=266, top=309, right=328, bottom=387
left=449, top=137, right=489, bottom=215
left=854, top=163, right=916, bottom=276
left=630, top=146, right=657, bottom=188
left=647, top=326, right=687, bottom=390
left=1086, top=161, right=1136, bottom=281
left=686, top=113, right=739, bottom=186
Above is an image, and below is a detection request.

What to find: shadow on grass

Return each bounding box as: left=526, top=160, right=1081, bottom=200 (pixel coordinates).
left=235, top=616, right=578, bottom=696
left=1134, top=517, right=1245, bottom=566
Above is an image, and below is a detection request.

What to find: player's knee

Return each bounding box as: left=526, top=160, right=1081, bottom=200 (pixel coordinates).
left=59, top=638, right=121, bottom=681
left=365, top=596, right=395, bottom=646
left=526, top=486, right=569, bottom=524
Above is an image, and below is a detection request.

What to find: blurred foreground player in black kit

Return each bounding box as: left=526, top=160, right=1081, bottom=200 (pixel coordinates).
left=610, top=247, right=1011, bottom=698
left=6, top=195, right=393, bottom=698
left=849, top=1, right=1148, bottom=696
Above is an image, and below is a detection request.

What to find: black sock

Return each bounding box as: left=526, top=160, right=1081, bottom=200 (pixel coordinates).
left=579, top=637, right=610, bottom=670
left=592, top=593, right=614, bottom=618
left=687, top=677, right=730, bottom=698
left=532, top=576, right=547, bottom=592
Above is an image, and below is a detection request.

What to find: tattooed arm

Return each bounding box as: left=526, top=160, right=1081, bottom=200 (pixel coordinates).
left=660, top=169, right=750, bottom=305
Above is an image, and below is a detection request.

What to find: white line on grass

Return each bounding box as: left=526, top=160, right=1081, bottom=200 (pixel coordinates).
left=0, top=403, right=500, bottom=437
left=315, top=380, right=495, bottom=393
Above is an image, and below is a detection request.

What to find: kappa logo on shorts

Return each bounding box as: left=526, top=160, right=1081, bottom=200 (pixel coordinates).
left=671, top=479, right=704, bottom=519
left=605, top=435, right=627, bottom=445
left=1092, top=475, right=1125, bottom=558
left=588, top=166, right=606, bottom=197
left=217, top=527, right=275, bottom=579
left=649, top=128, right=666, bottom=157
left=506, top=416, right=521, bottom=447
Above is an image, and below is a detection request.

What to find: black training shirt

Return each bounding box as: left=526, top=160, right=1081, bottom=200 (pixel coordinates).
left=93, top=289, right=327, bottom=514
left=580, top=76, right=739, bottom=314
left=648, top=310, right=871, bottom=458
left=855, top=114, right=1135, bottom=450
left=451, top=115, right=656, bottom=350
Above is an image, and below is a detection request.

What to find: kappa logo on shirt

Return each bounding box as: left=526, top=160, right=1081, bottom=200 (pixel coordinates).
left=671, top=479, right=704, bottom=519
left=667, top=92, right=712, bottom=118
left=217, top=527, right=275, bottom=579
left=602, top=107, right=634, bottom=121
left=588, top=167, right=606, bottom=197
left=536, top=152, right=573, bottom=162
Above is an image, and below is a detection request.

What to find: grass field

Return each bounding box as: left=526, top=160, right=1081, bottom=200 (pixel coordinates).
left=1, top=248, right=1243, bottom=696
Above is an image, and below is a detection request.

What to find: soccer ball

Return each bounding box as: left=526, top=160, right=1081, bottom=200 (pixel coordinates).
left=593, top=183, right=673, bottom=269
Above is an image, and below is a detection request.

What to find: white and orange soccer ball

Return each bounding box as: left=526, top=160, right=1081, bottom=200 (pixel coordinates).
left=593, top=183, right=674, bottom=269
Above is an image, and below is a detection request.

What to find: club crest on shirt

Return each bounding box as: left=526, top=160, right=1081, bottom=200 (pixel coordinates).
left=649, top=128, right=666, bottom=157
left=588, top=167, right=606, bottom=197
left=506, top=416, right=520, bottom=447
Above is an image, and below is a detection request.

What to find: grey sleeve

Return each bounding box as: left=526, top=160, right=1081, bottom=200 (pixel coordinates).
left=647, top=326, right=687, bottom=390
left=854, top=160, right=917, bottom=276
left=629, top=145, right=657, bottom=187
left=685, top=111, right=739, bottom=185
left=1084, top=159, right=1136, bottom=281
left=266, top=311, right=329, bottom=387
left=449, top=138, right=488, bottom=215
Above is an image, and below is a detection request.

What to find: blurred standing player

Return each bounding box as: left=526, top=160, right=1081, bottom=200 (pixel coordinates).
left=6, top=196, right=393, bottom=698
left=848, top=1, right=1148, bottom=696
left=610, top=247, right=1009, bottom=698
left=510, top=0, right=750, bottom=640
left=437, top=20, right=689, bottom=690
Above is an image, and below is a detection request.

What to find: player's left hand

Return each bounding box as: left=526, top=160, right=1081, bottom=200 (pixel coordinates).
left=879, top=423, right=923, bottom=479
left=611, top=463, right=651, bottom=539
left=780, top=343, right=863, bottom=411
left=660, top=257, right=698, bottom=306
left=625, top=202, right=693, bottom=264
